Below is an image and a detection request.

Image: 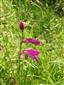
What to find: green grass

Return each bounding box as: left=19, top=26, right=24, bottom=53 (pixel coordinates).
left=0, top=0, right=64, bottom=85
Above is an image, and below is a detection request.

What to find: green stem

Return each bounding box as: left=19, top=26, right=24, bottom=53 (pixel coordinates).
left=24, top=64, right=28, bottom=85
left=18, top=30, right=24, bottom=83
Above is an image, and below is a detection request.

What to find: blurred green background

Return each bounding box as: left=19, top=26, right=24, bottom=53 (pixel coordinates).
left=0, top=0, right=64, bottom=85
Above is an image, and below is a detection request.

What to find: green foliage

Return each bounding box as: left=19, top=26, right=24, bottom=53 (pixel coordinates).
left=0, top=0, right=64, bottom=85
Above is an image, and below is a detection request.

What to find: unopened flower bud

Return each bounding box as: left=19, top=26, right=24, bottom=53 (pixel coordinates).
left=19, top=21, right=24, bottom=31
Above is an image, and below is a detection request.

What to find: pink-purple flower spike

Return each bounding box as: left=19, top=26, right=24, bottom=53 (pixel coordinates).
left=23, top=38, right=41, bottom=46
left=18, top=20, right=41, bottom=61
left=21, top=48, right=40, bottom=61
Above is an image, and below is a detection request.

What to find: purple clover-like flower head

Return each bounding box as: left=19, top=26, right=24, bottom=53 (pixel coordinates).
left=19, top=21, right=24, bottom=31
left=23, top=38, right=41, bottom=46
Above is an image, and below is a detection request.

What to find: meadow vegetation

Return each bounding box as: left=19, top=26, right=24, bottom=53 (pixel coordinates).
left=0, top=0, right=64, bottom=85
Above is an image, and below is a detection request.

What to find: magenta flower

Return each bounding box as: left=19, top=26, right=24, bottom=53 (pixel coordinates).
left=23, top=38, right=41, bottom=46
left=20, top=48, right=40, bottom=61
left=19, top=21, right=24, bottom=31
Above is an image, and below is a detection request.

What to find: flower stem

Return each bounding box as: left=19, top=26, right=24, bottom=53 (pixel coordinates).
left=24, top=63, right=28, bottom=85
left=18, top=30, right=24, bottom=83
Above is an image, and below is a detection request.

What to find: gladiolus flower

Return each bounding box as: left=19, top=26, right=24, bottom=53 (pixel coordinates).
left=19, top=21, right=24, bottom=31
left=23, top=38, right=41, bottom=46
left=20, top=48, right=40, bottom=61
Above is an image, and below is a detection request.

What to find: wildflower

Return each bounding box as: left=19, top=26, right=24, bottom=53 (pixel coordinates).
left=20, top=48, right=40, bottom=61
left=19, top=21, right=24, bottom=31
left=23, top=38, right=41, bottom=46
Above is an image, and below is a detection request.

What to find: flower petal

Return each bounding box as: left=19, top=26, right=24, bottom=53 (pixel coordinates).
left=19, top=54, right=25, bottom=60
left=23, top=38, right=41, bottom=46
left=23, top=48, right=40, bottom=61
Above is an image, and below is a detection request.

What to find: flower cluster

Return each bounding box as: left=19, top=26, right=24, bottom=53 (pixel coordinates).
left=19, top=21, right=41, bottom=61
